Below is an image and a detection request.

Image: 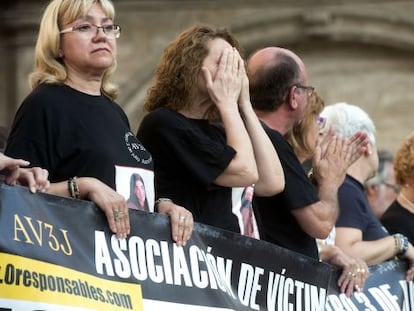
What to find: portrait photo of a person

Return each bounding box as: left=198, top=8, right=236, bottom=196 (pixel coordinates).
left=231, top=185, right=259, bottom=239
left=240, top=185, right=255, bottom=237
left=127, top=173, right=150, bottom=211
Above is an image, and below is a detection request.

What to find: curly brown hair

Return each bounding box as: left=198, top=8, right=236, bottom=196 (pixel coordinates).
left=144, top=25, right=241, bottom=118
left=394, top=131, right=414, bottom=186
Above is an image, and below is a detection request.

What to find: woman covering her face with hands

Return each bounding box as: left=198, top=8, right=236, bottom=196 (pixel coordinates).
left=137, top=25, right=284, bottom=237
left=5, top=0, right=192, bottom=245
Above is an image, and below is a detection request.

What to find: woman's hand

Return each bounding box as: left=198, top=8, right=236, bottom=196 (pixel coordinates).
left=0, top=153, right=50, bottom=193
left=79, top=177, right=130, bottom=239
left=401, top=243, right=414, bottom=282
left=157, top=200, right=193, bottom=246
left=201, top=47, right=242, bottom=111
left=236, top=53, right=251, bottom=112
left=321, top=244, right=369, bottom=297
left=337, top=257, right=369, bottom=297
left=17, top=167, right=50, bottom=193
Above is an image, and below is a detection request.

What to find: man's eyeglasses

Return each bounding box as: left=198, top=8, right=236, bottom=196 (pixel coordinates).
left=382, top=182, right=400, bottom=194
left=293, top=83, right=315, bottom=97
left=60, top=24, right=121, bottom=39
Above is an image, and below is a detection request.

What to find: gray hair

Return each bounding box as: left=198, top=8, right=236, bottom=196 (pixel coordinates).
left=320, top=102, right=376, bottom=145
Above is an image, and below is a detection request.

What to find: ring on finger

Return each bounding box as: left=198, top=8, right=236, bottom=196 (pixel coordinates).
left=179, top=215, right=186, bottom=224
left=356, top=268, right=366, bottom=274
left=114, top=208, right=123, bottom=221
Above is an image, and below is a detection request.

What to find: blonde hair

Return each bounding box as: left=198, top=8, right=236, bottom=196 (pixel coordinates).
left=286, top=91, right=325, bottom=160
left=30, top=0, right=118, bottom=99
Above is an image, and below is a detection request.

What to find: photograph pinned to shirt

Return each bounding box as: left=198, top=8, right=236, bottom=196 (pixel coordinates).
left=115, top=165, right=155, bottom=212
left=231, top=185, right=260, bottom=239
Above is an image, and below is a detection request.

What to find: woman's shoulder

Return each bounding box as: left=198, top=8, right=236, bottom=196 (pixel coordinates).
left=146, top=107, right=178, bottom=118
left=29, top=83, right=66, bottom=98
left=17, top=83, right=66, bottom=116
left=22, top=83, right=68, bottom=109
left=141, top=108, right=184, bottom=128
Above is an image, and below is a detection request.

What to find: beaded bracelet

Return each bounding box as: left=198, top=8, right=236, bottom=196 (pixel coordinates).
left=394, top=233, right=409, bottom=257
left=154, top=198, right=172, bottom=212
left=68, top=177, right=80, bottom=199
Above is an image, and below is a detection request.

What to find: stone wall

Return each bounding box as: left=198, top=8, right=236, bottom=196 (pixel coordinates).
left=1, top=0, right=414, bottom=152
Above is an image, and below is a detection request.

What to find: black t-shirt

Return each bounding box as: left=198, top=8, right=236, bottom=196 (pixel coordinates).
left=337, top=175, right=388, bottom=240
left=381, top=200, right=414, bottom=244
left=6, top=83, right=153, bottom=194
left=137, top=108, right=259, bottom=236
left=253, top=124, right=320, bottom=259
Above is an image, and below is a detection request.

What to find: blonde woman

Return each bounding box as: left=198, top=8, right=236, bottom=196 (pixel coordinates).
left=286, top=93, right=369, bottom=297
left=5, top=0, right=192, bottom=245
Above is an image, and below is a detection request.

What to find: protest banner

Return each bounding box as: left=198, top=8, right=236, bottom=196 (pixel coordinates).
left=327, top=260, right=413, bottom=310
left=0, top=183, right=412, bottom=310
left=0, top=183, right=330, bottom=310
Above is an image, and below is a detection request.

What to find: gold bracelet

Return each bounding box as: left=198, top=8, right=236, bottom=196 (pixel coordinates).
left=68, top=177, right=80, bottom=199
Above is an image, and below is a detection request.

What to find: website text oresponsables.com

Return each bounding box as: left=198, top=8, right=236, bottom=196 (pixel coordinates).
left=0, top=263, right=134, bottom=310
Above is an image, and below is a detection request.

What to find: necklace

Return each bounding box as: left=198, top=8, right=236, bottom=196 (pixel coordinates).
left=398, top=192, right=414, bottom=213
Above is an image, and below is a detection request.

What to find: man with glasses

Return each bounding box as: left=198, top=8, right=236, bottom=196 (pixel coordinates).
left=365, top=150, right=399, bottom=219
left=247, top=47, right=367, bottom=261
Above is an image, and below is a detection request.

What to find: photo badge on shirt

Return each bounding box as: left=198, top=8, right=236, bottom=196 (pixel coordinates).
left=115, top=165, right=155, bottom=212
left=232, top=185, right=260, bottom=239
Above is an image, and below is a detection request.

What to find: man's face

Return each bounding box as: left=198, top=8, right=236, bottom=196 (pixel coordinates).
left=367, top=161, right=399, bottom=219
left=294, top=64, right=313, bottom=123
left=380, top=162, right=399, bottom=205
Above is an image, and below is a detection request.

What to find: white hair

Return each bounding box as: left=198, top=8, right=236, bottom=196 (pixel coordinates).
left=320, top=102, right=376, bottom=145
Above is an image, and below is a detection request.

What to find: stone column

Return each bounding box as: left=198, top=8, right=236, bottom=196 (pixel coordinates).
left=0, top=0, right=47, bottom=128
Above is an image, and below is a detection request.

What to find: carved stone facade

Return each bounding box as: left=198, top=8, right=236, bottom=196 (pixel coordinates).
left=1, top=0, right=414, bottom=152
